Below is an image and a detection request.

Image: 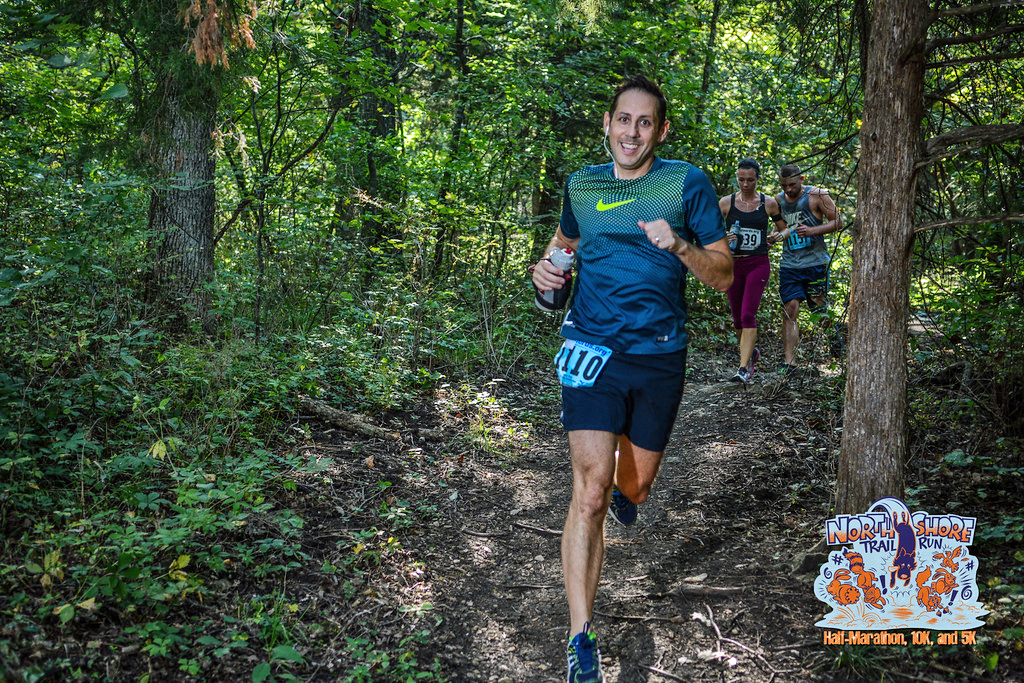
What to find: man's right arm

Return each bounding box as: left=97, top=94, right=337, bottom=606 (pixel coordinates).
left=531, top=228, right=580, bottom=292
left=765, top=195, right=789, bottom=245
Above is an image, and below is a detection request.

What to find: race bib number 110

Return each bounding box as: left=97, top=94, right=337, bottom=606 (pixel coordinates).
left=554, top=340, right=612, bottom=388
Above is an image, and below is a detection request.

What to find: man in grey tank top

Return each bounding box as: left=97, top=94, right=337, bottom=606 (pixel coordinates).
left=766, top=163, right=842, bottom=372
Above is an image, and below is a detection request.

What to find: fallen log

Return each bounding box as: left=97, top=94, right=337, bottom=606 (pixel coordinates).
left=299, top=397, right=400, bottom=441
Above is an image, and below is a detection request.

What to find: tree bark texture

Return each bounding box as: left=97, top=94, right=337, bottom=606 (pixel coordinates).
left=838, top=0, right=928, bottom=514
left=148, top=75, right=217, bottom=328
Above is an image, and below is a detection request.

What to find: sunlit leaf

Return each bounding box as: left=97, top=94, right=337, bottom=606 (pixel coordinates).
left=98, top=84, right=129, bottom=101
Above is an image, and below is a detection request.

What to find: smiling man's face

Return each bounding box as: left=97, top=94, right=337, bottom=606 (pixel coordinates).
left=603, top=88, right=669, bottom=180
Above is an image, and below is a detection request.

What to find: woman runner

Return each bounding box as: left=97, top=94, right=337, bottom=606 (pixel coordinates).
left=718, top=158, right=788, bottom=383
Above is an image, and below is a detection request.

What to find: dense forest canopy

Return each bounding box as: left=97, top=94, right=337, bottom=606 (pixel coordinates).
left=1, top=0, right=1022, bottom=679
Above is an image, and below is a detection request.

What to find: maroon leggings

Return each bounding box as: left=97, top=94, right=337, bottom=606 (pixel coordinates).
left=727, top=254, right=771, bottom=329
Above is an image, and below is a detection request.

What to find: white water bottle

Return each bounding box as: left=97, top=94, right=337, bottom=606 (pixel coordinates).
left=534, top=248, right=575, bottom=311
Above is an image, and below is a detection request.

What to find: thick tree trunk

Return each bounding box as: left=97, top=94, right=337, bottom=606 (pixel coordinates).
left=837, top=0, right=929, bottom=513
left=148, top=76, right=217, bottom=329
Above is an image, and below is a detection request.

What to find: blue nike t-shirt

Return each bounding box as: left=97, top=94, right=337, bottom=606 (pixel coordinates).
left=559, top=158, right=725, bottom=355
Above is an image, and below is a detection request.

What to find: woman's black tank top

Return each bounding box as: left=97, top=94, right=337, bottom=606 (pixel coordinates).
left=725, top=193, right=769, bottom=257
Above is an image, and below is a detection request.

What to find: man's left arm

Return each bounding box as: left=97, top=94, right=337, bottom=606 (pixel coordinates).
left=809, top=189, right=842, bottom=236
left=639, top=220, right=733, bottom=292
left=673, top=236, right=733, bottom=292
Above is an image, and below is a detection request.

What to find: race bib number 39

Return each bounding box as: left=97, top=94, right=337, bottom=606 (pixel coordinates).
left=737, top=226, right=761, bottom=251
left=554, top=340, right=612, bottom=388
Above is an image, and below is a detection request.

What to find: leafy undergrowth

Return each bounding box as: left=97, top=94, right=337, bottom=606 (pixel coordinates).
left=2, top=307, right=1023, bottom=681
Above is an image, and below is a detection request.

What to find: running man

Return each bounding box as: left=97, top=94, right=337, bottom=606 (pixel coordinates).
left=530, top=75, right=732, bottom=682
left=767, top=163, right=842, bottom=373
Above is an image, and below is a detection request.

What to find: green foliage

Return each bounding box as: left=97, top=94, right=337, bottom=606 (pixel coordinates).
left=2, top=0, right=1022, bottom=679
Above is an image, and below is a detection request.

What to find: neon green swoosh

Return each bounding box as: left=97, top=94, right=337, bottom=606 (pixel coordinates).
left=596, top=198, right=637, bottom=211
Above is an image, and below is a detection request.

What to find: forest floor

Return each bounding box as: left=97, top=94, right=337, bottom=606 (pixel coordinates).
left=32, top=336, right=1023, bottom=682
left=280, top=335, right=1024, bottom=683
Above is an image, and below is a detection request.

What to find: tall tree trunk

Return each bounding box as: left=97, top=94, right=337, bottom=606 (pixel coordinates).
left=330, top=0, right=401, bottom=251
left=695, top=0, right=721, bottom=126
left=356, top=0, right=399, bottom=247
left=431, top=0, right=467, bottom=277
left=837, top=0, right=928, bottom=514
left=148, top=75, right=217, bottom=329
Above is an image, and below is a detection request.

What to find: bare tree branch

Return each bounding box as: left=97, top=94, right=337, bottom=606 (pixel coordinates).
left=927, top=50, right=1024, bottom=69
left=916, top=124, right=1024, bottom=168
left=786, top=131, right=861, bottom=167
left=937, top=0, right=1024, bottom=19
left=914, top=213, right=1024, bottom=234
left=213, top=101, right=344, bottom=246
left=926, top=23, right=1024, bottom=51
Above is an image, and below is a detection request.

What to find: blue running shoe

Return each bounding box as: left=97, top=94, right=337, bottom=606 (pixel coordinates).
left=609, top=488, right=637, bottom=526
left=567, top=622, right=603, bottom=683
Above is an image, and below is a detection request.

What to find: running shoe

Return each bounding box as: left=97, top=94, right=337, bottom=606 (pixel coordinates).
left=749, top=347, right=761, bottom=373
left=730, top=367, right=751, bottom=384
left=567, top=622, right=604, bottom=683
left=778, top=363, right=798, bottom=376
left=608, top=488, right=637, bottom=526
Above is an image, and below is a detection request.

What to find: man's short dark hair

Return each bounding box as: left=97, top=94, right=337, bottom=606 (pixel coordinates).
left=737, top=158, right=761, bottom=177
left=608, top=75, right=668, bottom=129
left=780, top=163, right=802, bottom=179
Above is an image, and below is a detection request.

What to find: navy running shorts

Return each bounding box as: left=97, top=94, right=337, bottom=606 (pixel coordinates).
left=779, top=264, right=829, bottom=311
left=560, top=348, right=687, bottom=453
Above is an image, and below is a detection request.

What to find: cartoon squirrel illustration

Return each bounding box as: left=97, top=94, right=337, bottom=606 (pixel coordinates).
left=827, top=569, right=860, bottom=605
left=916, top=547, right=962, bottom=615
left=826, top=550, right=886, bottom=610
left=845, top=549, right=886, bottom=609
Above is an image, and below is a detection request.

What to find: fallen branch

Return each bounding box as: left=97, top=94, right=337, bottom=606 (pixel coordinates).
left=512, top=521, right=563, bottom=537
left=592, top=609, right=688, bottom=623
left=640, top=664, right=687, bottom=682
left=299, top=397, right=399, bottom=440
left=460, top=527, right=508, bottom=538
left=648, top=584, right=744, bottom=599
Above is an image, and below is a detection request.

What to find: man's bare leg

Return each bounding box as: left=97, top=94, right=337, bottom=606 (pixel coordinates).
left=613, top=435, right=664, bottom=504
left=782, top=298, right=801, bottom=366
left=563, top=430, right=617, bottom=637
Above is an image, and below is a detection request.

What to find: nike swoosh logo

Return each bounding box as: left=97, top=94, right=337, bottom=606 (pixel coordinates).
left=596, top=198, right=637, bottom=211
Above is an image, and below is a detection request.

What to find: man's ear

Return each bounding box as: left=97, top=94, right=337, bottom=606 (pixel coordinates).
left=603, top=111, right=611, bottom=134
left=658, top=120, right=671, bottom=143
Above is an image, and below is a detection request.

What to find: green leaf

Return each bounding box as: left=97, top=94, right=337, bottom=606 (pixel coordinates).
left=47, top=54, right=73, bottom=68
left=98, top=84, right=128, bottom=101
left=943, top=449, right=969, bottom=466
left=271, top=644, right=304, bottom=663
left=985, top=652, right=999, bottom=671
left=55, top=604, right=75, bottom=624
left=252, top=662, right=271, bottom=683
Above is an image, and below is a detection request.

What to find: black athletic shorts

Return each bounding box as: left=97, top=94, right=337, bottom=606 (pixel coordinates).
left=560, top=348, right=687, bottom=452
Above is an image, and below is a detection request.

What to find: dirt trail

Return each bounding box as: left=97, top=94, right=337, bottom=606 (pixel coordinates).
left=298, top=349, right=1024, bottom=682
left=378, top=366, right=840, bottom=682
